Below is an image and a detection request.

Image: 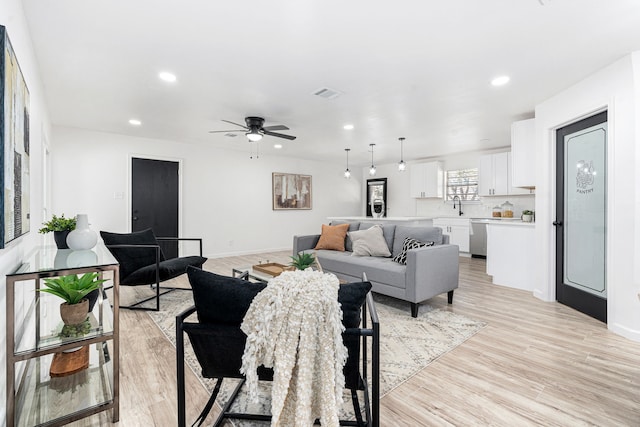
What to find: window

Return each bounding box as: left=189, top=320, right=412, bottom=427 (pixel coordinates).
left=446, top=168, right=479, bottom=202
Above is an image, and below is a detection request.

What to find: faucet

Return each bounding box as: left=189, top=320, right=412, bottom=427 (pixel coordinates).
left=452, top=196, right=463, bottom=216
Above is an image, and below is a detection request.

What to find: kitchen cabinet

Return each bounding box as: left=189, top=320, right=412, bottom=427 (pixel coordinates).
left=5, top=245, right=119, bottom=427
left=511, top=118, right=536, bottom=188
left=479, top=151, right=531, bottom=196
left=486, top=221, right=536, bottom=291
left=410, top=161, right=443, bottom=198
left=433, top=218, right=470, bottom=252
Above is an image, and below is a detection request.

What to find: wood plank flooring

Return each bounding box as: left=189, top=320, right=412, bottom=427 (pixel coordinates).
left=68, top=253, right=640, bottom=426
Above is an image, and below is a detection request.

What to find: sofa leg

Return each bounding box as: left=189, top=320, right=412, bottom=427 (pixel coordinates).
left=448, top=290, right=454, bottom=304
left=410, top=303, right=419, bottom=318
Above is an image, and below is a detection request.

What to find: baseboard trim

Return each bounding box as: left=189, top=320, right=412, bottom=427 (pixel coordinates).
left=608, top=322, right=640, bottom=343
left=206, top=247, right=290, bottom=259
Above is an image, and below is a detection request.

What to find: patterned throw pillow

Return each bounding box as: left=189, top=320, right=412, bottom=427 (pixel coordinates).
left=391, top=237, right=435, bottom=265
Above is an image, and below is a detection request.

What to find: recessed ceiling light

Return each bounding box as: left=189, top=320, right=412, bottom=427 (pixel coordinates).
left=128, top=119, right=141, bottom=126
left=274, top=144, right=283, bottom=149
left=159, top=71, right=177, bottom=83
left=491, top=75, right=510, bottom=86
left=343, top=124, right=354, bottom=130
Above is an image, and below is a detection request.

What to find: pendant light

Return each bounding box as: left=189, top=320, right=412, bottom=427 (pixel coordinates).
left=344, top=148, right=351, bottom=178
left=398, top=137, right=406, bottom=171
left=369, top=143, right=377, bottom=176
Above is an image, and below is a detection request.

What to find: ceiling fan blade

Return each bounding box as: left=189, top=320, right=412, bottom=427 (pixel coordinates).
left=221, top=119, right=248, bottom=129
left=263, top=130, right=297, bottom=140
left=263, top=125, right=289, bottom=131
left=208, top=129, right=242, bottom=133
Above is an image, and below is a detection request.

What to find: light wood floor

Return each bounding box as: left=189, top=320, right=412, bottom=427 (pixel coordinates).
left=70, top=252, right=640, bottom=426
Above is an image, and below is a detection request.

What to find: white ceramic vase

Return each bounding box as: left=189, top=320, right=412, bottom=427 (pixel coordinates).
left=66, top=214, right=98, bottom=250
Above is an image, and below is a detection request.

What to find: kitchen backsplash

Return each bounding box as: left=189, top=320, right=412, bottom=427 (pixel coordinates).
left=416, top=194, right=535, bottom=219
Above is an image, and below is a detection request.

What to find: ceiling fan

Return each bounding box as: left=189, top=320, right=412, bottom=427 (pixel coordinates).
left=209, top=116, right=296, bottom=142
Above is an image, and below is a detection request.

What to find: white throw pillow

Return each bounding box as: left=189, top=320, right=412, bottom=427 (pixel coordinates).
left=348, top=225, right=392, bottom=257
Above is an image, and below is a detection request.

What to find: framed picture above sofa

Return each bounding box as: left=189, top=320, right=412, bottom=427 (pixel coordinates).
left=272, top=172, right=312, bottom=210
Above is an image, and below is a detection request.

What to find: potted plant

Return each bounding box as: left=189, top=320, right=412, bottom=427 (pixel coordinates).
left=38, top=273, right=107, bottom=325
left=39, top=214, right=77, bottom=249
left=522, top=210, right=535, bottom=223
left=290, top=252, right=316, bottom=270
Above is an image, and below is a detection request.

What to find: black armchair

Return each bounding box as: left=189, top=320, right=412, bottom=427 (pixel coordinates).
left=176, top=268, right=380, bottom=427
left=100, top=228, right=207, bottom=311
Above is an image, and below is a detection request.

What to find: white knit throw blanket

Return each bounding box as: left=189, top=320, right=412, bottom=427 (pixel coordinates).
left=240, top=269, right=347, bottom=427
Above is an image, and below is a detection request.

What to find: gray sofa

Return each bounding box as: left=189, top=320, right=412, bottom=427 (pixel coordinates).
left=293, top=221, right=459, bottom=317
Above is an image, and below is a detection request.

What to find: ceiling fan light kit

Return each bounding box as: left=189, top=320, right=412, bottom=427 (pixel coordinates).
left=209, top=116, right=296, bottom=144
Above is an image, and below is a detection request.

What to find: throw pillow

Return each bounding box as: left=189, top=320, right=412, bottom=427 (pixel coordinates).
left=187, top=266, right=267, bottom=325
left=392, top=237, right=435, bottom=265
left=314, top=223, right=350, bottom=251
left=348, top=225, right=392, bottom=257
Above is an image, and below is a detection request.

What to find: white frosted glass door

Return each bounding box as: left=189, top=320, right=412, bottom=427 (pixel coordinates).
left=563, top=123, right=607, bottom=297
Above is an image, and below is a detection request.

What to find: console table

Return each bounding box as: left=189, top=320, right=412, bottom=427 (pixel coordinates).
left=5, top=244, right=119, bottom=426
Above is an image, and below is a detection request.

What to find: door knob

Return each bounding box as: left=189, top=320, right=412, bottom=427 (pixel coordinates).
left=552, top=221, right=563, bottom=226
left=133, top=216, right=139, bottom=221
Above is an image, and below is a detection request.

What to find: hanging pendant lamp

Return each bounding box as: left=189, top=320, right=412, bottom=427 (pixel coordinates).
left=344, top=148, right=351, bottom=178
left=369, top=144, right=377, bottom=176
left=398, top=137, right=406, bottom=171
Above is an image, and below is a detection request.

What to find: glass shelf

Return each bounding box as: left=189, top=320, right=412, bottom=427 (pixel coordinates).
left=15, top=341, right=114, bottom=427
left=8, top=245, right=117, bottom=277
left=15, top=296, right=114, bottom=356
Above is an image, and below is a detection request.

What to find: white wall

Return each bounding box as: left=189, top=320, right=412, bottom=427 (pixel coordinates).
left=535, top=53, right=640, bottom=341
left=50, top=127, right=362, bottom=258
left=0, top=0, right=53, bottom=421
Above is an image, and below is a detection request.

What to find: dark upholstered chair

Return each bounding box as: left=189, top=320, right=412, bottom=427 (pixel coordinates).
left=100, top=228, right=207, bottom=311
left=176, top=268, right=380, bottom=427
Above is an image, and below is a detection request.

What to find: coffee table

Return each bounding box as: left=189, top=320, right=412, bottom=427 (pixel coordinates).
left=232, top=266, right=277, bottom=283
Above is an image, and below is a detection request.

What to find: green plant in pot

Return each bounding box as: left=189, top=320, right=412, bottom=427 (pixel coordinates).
left=290, top=252, right=316, bottom=270
left=38, top=214, right=77, bottom=249
left=38, top=273, right=107, bottom=325
left=522, top=210, right=535, bottom=223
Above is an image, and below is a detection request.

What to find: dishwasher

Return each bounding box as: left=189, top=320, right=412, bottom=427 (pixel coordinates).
left=470, top=219, right=489, bottom=258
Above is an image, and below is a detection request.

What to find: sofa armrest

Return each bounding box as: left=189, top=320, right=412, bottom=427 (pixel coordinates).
left=405, top=244, right=459, bottom=303
left=292, top=234, right=320, bottom=256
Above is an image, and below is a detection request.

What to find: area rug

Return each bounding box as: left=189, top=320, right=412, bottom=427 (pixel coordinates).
left=147, top=290, right=486, bottom=424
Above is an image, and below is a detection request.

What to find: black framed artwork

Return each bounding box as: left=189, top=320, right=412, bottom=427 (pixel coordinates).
left=0, top=25, right=31, bottom=248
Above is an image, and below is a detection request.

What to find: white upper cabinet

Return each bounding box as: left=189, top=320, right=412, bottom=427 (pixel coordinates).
left=410, top=161, right=443, bottom=198
left=479, top=152, right=508, bottom=196
left=479, top=152, right=529, bottom=196
left=511, top=118, right=536, bottom=188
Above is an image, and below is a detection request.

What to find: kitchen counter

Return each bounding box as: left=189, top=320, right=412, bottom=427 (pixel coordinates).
left=478, top=219, right=535, bottom=226
left=328, top=216, right=433, bottom=226
left=486, top=222, right=536, bottom=291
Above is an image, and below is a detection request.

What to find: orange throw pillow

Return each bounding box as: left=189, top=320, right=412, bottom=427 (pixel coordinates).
left=314, top=223, right=350, bottom=251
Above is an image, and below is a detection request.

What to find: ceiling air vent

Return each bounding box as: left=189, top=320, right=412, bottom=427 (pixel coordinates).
left=313, top=87, right=342, bottom=100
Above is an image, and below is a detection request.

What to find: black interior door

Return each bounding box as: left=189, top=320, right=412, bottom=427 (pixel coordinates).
left=131, top=158, right=179, bottom=259
left=555, top=111, right=607, bottom=322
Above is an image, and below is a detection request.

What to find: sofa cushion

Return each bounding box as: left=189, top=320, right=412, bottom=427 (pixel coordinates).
left=330, top=220, right=360, bottom=251
left=349, top=225, right=392, bottom=257
left=187, top=267, right=267, bottom=325
left=314, top=249, right=406, bottom=289
left=392, top=226, right=443, bottom=257
left=358, top=222, right=396, bottom=253
left=314, top=223, right=350, bottom=251
left=392, top=237, right=435, bottom=265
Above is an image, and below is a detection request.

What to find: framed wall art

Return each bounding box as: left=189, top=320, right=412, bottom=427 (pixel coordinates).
left=0, top=25, right=31, bottom=248
left=272, top=173, right=312, bottom=210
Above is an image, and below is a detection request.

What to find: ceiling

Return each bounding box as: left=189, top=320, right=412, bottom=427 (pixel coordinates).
left=22, top=0, right=640, bottom=167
